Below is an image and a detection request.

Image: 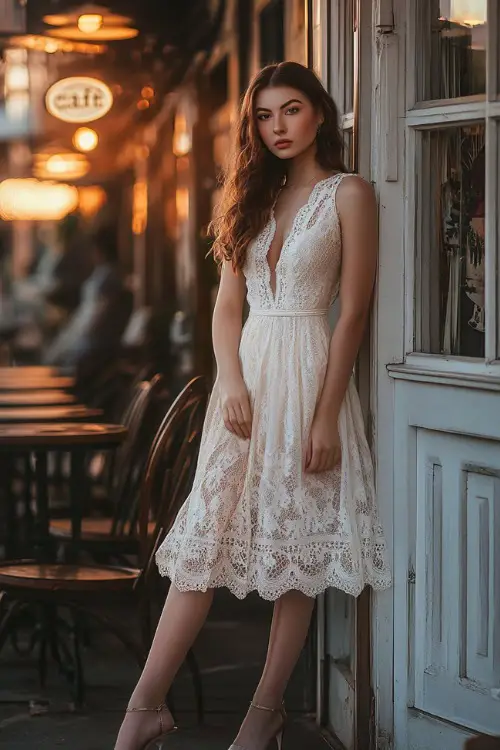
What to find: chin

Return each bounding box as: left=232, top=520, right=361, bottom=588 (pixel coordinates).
left=271, top=147, right=301, bottom=160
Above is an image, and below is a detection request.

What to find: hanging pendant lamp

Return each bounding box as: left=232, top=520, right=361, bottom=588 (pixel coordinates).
left=43, top=4, right=138, bottom=41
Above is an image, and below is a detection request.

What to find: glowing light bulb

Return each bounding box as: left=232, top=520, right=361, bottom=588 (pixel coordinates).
left=77, top=14, right=103, bottom=33
left=73, top=127, right=99, bottom=152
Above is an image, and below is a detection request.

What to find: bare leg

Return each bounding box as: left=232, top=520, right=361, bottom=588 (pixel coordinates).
left=231, top=590, right=315, bottom=749
left=115, top=585, right=214, bottom=750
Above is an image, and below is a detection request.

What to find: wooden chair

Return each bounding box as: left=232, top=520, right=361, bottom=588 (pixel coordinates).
left=0, top=376, right=209, bottom=712
left=48, top=373, right=169, bottom=559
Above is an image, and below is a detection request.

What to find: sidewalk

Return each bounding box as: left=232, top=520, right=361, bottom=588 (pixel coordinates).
left=0, top=590, right=331, bottom=749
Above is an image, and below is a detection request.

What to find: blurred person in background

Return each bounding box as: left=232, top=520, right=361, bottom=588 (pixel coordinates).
left=43, top=226, right=132, bottom=385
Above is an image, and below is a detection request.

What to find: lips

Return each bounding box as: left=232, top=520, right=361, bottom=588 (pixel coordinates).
left=275, top=140, right=292, bottom=149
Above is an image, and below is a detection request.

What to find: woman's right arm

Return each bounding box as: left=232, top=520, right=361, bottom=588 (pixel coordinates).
left=212, top=262, right=252, bottom=440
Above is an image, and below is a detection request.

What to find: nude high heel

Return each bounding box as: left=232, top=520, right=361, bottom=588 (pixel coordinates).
left=125, top=703, right=177, bottom=749
left=228, top=700, right=287, bottom=750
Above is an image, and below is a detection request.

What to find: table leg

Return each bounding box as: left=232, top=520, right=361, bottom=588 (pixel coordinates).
left=23, top=454, right=34, bottom=553
left=34, top=451, right=50, bottom=562
left=69, top=450, right=86, bottom=563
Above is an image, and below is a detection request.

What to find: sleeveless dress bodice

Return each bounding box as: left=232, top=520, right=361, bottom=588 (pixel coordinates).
left=245, top=174, right=342, bottom=314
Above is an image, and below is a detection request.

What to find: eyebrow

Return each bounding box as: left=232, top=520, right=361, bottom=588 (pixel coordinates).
left=256, top=98, right=303, bottom=112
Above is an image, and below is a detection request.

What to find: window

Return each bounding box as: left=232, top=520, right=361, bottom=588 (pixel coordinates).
left=416, top=0, right=487, bottom=101
left=410, top=0, right=499, bottom=363
left=416, top=125, right=485, bottom=356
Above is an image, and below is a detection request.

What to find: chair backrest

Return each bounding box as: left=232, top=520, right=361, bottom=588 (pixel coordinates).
left=109, top=373, right=168, bottom=535
left=136, top=376, right=209, bottom=580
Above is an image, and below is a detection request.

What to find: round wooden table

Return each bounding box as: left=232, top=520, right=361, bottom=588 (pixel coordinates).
left=0, top=367, right=59, bottom=376
left=0, top=423, right=127, bottom=561
left=0, top=406, right=103, bottom=423
left=0, top=391, right=77, bottom=407
left=0, top=375, right=75, bottom=391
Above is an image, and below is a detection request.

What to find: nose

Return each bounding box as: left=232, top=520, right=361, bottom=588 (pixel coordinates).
left=273, top=114, right=286, bottom=135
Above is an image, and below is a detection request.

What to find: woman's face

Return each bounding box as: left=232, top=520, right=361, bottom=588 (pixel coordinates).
left=255, top=85, right=322, bottom=160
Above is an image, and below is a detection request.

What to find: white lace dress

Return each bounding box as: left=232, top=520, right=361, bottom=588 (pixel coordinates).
left=156, top=173, right=392, bottom=600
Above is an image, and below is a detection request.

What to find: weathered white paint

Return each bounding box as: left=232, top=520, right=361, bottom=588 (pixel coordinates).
left=392, top=378, right=500, bottom=746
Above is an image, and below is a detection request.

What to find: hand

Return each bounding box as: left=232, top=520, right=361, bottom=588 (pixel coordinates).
left=219, top=376, right=252, bottom=439
left=305, top=413, right=342, bottom=473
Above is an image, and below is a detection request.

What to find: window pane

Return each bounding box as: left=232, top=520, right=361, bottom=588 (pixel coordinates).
left=418, top=124, right=485, bottom=357
left=417, top=1, right=487, bottom=101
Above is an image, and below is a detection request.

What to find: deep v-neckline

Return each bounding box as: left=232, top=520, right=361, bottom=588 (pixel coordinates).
left=265, top=173, right=338, bottom=301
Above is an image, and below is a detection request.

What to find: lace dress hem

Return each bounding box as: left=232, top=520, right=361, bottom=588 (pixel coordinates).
left=155, top=534, right=392, bottom=601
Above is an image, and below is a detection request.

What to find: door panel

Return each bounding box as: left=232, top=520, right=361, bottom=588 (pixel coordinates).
left=414, top=429, right=500, bottom=735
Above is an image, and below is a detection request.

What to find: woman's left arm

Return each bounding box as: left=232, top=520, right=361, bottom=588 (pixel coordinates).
left=305, top=176, right=378, bottom=473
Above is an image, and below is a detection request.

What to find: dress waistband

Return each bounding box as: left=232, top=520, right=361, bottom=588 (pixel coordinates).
left=249, top=308, right=329, bottom=318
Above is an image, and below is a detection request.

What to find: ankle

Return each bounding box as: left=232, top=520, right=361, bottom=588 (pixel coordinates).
left=127, top=692, right=168, bottom=711
left=251, top=693, right=284, bottom=711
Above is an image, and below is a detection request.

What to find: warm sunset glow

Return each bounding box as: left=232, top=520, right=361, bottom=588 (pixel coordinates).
left=444, top=0, right=487, bottom=26
left=73, top=126, right=99, bottom=151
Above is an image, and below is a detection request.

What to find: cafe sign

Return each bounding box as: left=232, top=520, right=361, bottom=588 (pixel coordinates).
left=45, top=76, right=113, bottom=123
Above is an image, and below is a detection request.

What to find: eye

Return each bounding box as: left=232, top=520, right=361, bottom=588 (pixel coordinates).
left=286, top=106, right=300, bottom=115
left=257, top=113, right=271, bottom=121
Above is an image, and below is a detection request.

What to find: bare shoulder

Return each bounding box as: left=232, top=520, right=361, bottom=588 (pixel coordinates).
left=335, top=173, right=375, bottom=212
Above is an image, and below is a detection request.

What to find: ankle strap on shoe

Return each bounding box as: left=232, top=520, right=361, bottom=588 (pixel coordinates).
left=126, top=704, right=167, bottom=733
left=250, top=700, right=284, bottom=714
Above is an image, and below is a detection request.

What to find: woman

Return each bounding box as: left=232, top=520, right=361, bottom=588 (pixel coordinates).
left=115, top=60, right=391, bottom=750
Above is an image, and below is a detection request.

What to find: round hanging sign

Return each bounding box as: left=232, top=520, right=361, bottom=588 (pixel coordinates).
left=45, top=76, right=113, bottom=123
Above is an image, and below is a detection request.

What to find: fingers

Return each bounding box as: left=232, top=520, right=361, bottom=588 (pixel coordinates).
left=222, top=397, right=252, bottom=439
left=304, top=437, right=312, bottom=471
left=305, top=446, right=342, bottom=473
left=236, top=399, right=252, bottom=439
left=223, top=406, right=244, bottom=438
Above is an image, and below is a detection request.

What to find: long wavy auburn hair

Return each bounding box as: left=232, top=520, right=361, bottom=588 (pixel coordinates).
left=210, top=61, right=346, bottom=271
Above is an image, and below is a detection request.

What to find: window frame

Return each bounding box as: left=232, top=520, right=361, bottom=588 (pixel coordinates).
left=405, top=0, right=500, bottom=370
